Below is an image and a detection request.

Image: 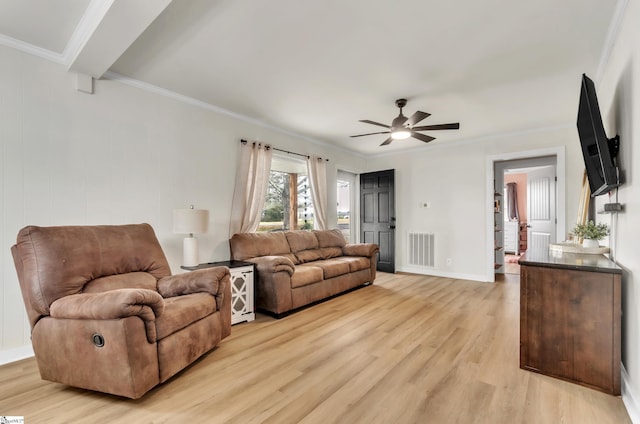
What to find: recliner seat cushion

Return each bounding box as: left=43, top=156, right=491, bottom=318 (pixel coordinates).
left=155, top=293, right=216, bottom=340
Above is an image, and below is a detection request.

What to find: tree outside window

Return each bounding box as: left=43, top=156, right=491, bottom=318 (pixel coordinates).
left=259, top=170, right=314, bottom=232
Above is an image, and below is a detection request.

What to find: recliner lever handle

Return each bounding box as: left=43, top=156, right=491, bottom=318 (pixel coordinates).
left=92, top=333, right=105, bottom=348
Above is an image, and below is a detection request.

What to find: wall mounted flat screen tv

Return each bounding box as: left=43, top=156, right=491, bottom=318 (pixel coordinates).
left=576, top=73, right=622, bottom=197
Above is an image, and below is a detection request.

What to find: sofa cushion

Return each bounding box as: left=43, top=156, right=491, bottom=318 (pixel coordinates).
left=291, top=265, right=324, bottom=288
left=230, top=232, right=292, bottom=261
left=83, top=272, right=157, bottom=293
left=286, top=231, right=319, bottom=252
left=314, top=229, right=347, bottom=248
left=312, top=259, right=351, bottom=279
left=334, top=256, right=370, bottom=272
left=295, top=249, right=324, bottom=263
left=155, top=293, right=216, bottom=340
left=319, top=247, right=343, bottom=260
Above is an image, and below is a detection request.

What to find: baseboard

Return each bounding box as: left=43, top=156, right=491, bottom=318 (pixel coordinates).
left=0, top=344, right=34, bottom=366
left=396, top=266, right=487, bottom=282
left=623, top=363, right=640, bottom=424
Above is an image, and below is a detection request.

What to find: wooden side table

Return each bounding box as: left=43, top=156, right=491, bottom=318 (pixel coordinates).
left=181, top=260, right=255, bottom=325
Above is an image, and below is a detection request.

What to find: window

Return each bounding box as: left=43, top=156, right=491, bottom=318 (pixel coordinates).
left=259, top=156, right=313, bottom=232
left=337, top=170, right=357, bottom=242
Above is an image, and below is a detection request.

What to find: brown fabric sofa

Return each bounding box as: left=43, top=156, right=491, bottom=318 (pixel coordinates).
left=11, top=223, right=231, bottom=399
left=230, top=229, right=379, bottom=315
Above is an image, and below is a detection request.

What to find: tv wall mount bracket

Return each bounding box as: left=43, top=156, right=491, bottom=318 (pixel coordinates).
left=609, top=135, right=620, bottom=157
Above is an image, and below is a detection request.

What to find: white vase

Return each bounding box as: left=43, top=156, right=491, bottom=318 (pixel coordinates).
left=582, top=239, right=599, bottom=249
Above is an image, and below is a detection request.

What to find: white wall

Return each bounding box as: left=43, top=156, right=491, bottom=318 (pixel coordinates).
left=364, top=127, right=585, bottom=281
left=596, top=0, right=640, bottom=419
left=0, top=45, right=364, bottom=363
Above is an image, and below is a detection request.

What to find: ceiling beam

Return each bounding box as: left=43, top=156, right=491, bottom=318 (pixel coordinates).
left=67, top=0, right=173, bottom=78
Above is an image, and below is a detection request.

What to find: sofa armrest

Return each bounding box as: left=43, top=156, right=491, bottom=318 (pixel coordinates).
left=343, top=243, right=380, bottom=282
left=247, top=256, right=295, bottom=276
left=49, top=288, right=164, bottom=343
left=343, top=243, right=379, bottom=257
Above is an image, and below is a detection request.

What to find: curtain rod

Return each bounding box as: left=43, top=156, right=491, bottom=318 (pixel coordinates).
left=240, top=139, right=328, bottom=161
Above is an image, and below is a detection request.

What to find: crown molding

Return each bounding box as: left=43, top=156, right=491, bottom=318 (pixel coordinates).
left=595, top=0, right=629, bottom=84
left=0, top=32, right=364, bottom=160
left=0, top=33, right=64, bottom=64
left=0, top=39, right=576, bottom=162
left=102, top=70, right=365, bottom=160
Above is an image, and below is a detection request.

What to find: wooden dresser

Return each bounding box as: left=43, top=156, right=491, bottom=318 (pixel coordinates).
left=519, top=248, right=621, bottom=395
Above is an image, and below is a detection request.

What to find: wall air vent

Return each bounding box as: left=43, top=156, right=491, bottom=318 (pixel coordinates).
left=408, top=233, right=435, bottom=267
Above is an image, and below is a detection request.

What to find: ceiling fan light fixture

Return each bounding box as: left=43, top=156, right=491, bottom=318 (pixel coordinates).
left=351, top=98, right=459, bottom=146
left=391, top=130, right=411, bottom=140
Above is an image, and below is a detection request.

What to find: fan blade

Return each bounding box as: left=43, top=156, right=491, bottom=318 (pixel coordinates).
left=359, top=119, right=391, bottom=129
left=411, top=132, right=436, bottom=143
left=412, top=123, right=460, bottom=131
left=350, top=131, right=391, bottom=138
left=380, top=137, right=393, bottom=146
left=404, top=111, right=430, bottom=127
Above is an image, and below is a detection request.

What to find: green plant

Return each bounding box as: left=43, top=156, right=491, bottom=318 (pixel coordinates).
left=572, top=220, right=609, bottom=240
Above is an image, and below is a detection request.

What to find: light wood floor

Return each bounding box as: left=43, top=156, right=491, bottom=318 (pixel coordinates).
left=0, top=272, right=631, bottom=423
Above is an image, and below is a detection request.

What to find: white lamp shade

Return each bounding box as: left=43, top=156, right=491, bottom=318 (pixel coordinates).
left=173, top=208, right=209, bottom=234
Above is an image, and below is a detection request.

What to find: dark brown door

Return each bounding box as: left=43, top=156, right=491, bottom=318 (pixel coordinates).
left=360, top=169, right=395, bottom=273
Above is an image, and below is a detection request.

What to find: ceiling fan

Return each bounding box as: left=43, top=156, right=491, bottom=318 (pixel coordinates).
left=351, top=98, right=460, bottom=146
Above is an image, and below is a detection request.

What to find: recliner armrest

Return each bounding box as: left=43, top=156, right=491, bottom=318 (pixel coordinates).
left=49, top=288, right=165, bottom=343
left=342, top=243, right=379, bottom=257
left=158, top=268, right=231, bottom=332
left=157, top=267, right=230, bottom=299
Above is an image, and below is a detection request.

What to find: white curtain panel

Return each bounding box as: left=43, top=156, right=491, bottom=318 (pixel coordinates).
left=307, top=155, right=328, bottom=230
left=229, top=141, right=273, bottom=235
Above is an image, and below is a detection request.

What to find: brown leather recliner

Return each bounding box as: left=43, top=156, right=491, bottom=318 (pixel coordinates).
left=11, top=223, right=231, bottom=399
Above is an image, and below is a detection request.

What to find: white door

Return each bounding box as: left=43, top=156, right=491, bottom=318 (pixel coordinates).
left=527, top=166, right=556, bottom=250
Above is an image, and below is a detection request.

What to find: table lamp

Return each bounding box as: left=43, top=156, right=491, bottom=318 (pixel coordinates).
left=173, top=205, right=209, bottom=267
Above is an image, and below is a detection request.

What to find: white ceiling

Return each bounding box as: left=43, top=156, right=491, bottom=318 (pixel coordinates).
left=0, top=0, right=622, bottom=156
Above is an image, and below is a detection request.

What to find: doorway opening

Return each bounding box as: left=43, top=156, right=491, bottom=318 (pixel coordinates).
left=502, top=164, right=557, bottom=274
left=486, top=147, right=566, bottom=282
